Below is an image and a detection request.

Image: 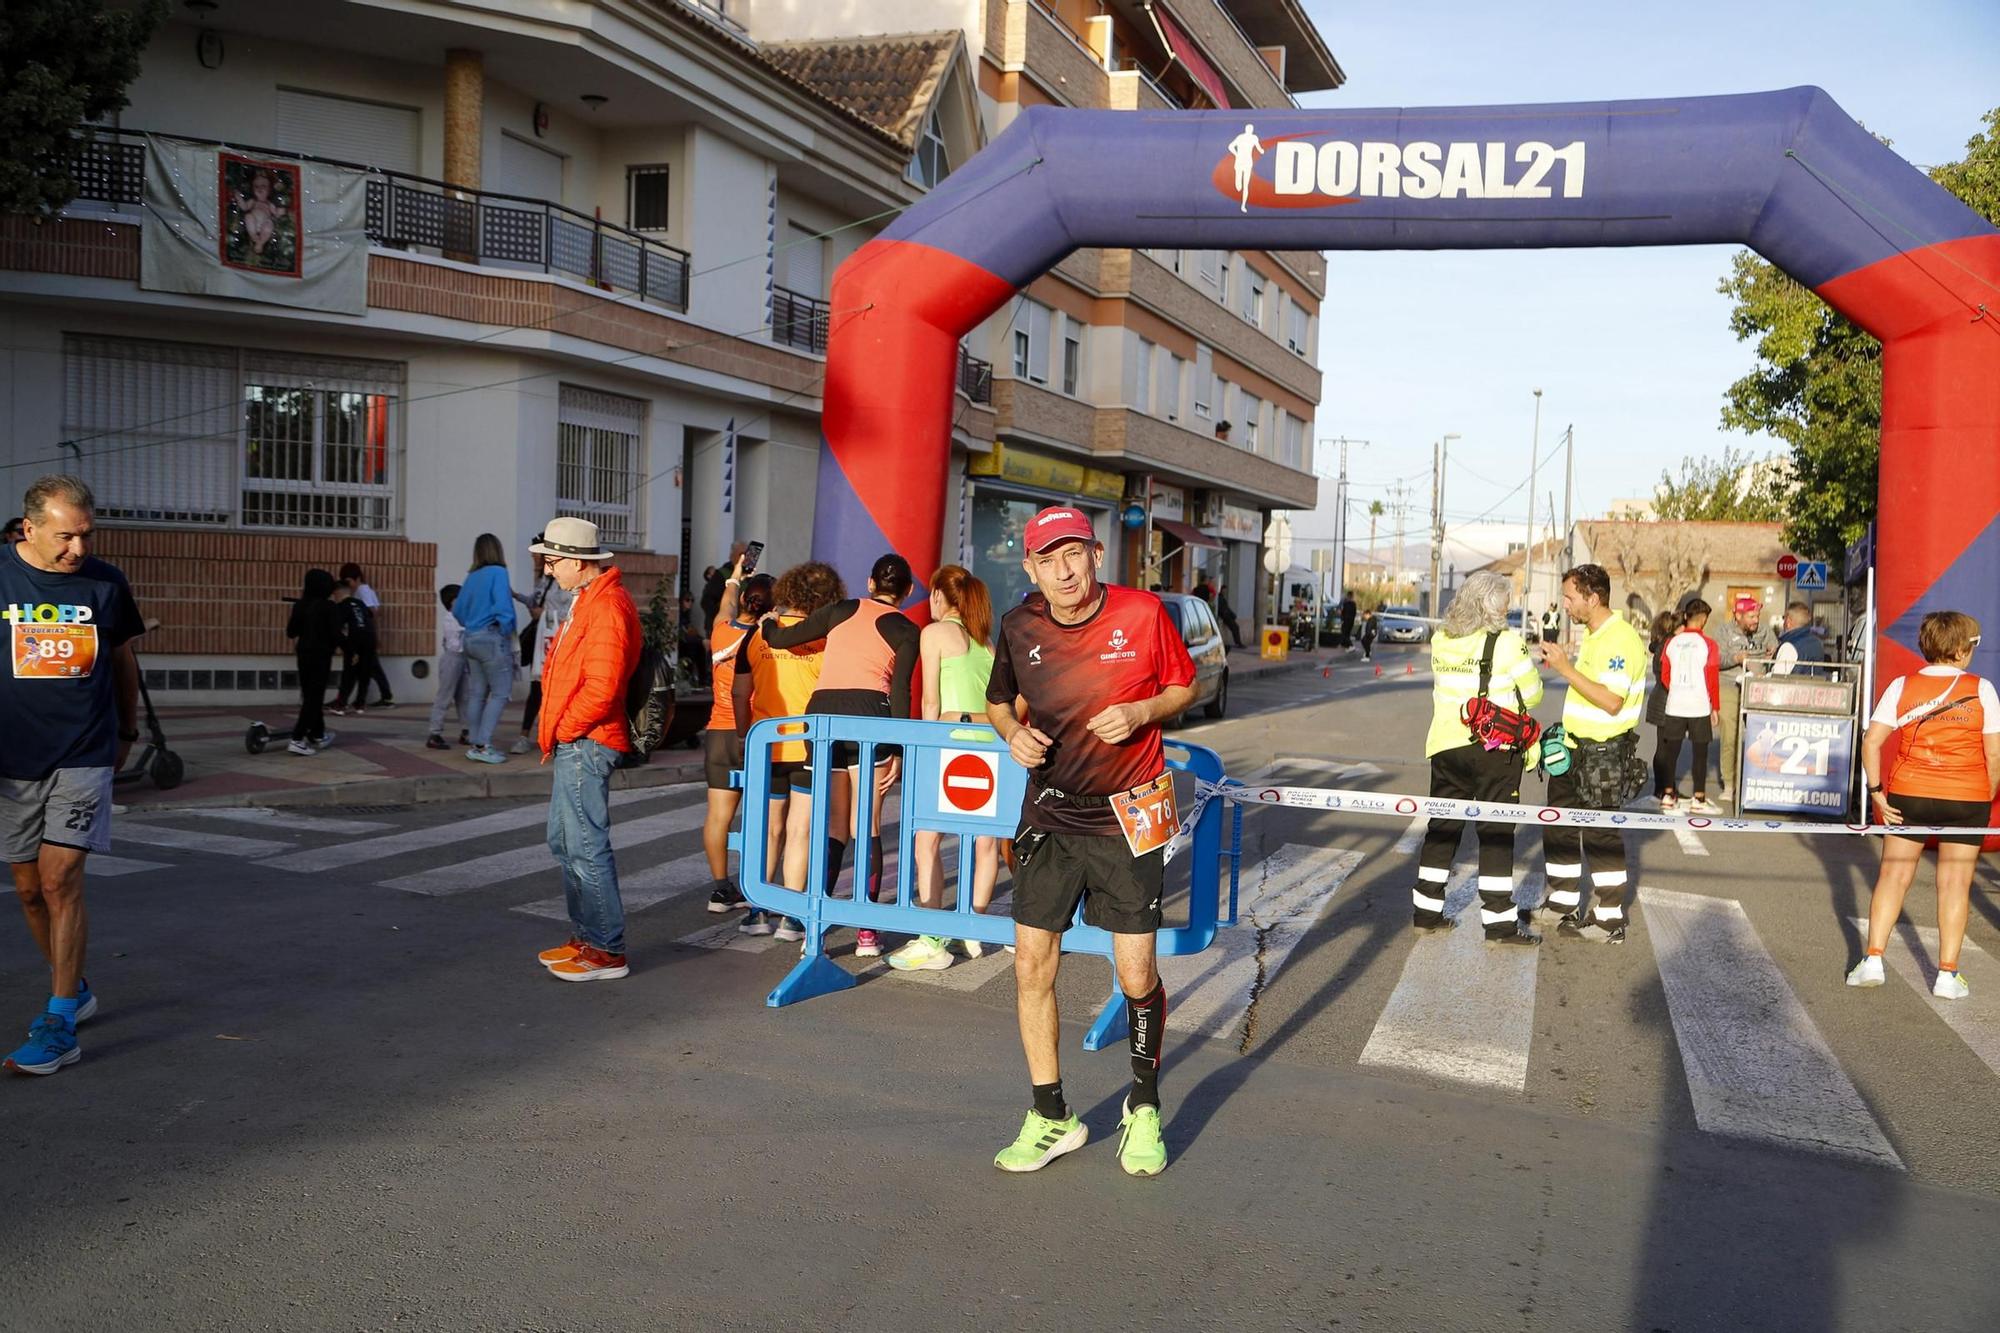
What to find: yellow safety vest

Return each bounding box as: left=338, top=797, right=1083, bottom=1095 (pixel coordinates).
left=1562, top=614, right=1647, bottom=741
left=1426, top=629, right=1545, bottom=758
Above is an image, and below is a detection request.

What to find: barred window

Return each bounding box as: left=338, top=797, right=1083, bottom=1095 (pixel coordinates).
left=557, top=385, right=645, bottom=548
left=63, top=334, right=402, bottom=532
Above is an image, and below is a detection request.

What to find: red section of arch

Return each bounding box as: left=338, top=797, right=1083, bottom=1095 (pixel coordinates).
left=824, top=238, right=1018, bottom=586
left=1815, top=234, right=2000, bottom=681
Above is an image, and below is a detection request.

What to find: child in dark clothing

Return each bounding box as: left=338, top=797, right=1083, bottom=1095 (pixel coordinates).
left=1359, top=608, right=1378, bottom=660
left=285, top=569, right=342, bottom=754
left=330, top=584, right=385, bottom=715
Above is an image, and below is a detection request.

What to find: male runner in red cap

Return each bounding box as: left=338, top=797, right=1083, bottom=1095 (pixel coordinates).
left=985, top=506, right=1196, bottom=1176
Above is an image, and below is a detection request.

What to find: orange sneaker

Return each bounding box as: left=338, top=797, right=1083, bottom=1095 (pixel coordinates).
left=537, top=938, right=585, bottom=968
left=548, top=946, right=630, bottom=982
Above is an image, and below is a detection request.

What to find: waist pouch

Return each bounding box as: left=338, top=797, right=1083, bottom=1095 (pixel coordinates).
left=1570, top=732, right=1646, bottom=808
left=1462, top=696, right=1541, bottom=754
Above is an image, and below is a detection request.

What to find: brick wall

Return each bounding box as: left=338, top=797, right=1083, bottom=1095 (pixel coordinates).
left=0, top=215, right=139, bottom=280
left=88, top=530, right=439, bottom=657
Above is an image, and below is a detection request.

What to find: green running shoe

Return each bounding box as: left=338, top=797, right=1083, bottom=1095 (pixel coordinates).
left=993, top=1110, right=1086, bottom=1173
left=887, top=935, right=954, bottom=972
left=1118, top=1100, right=1167, bottom=1177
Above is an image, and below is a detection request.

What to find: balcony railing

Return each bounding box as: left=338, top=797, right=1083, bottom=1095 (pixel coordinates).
left=63, top=130, right=692, bottom=313
left=771, top=285, right=830, bottom=354
left=957, top=346, right=993, bottom=404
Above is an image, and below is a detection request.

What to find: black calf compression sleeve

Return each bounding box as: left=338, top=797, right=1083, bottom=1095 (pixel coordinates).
left=1127, top=982, right=1167, bottom=1109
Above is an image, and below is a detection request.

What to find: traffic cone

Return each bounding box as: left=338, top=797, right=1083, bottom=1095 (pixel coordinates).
left=1373, top=665, right=1383, bottom=678
left=1405, top=662, right=1415, bottom=675
left=1322, top=668, right=1331, bottom=679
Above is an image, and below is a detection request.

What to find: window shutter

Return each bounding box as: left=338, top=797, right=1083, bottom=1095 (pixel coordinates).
left=275, top=89, right=420, bottom=173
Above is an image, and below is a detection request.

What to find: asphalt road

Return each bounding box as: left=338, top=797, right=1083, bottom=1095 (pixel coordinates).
left=6, top=645, right=2000, bottom=1332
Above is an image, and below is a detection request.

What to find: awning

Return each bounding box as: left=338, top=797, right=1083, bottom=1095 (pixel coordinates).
left=1151, top=4, right=1231, bottom=110
left=1152, top=517, right=1224, bottom=550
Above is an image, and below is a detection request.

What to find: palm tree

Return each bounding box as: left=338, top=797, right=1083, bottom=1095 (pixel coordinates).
left=1366, top=500, right=1385, bottom=580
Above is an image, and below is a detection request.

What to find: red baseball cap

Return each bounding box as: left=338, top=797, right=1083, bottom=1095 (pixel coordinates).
left=1024, top=506, right=1096, bottom=553
left=1733, top=595, right=1762, bottom=612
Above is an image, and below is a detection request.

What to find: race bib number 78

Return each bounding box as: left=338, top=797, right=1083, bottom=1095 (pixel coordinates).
left=12, top=623, right=98, bottom=679
left=1114, top=772, right=1179, bottom=859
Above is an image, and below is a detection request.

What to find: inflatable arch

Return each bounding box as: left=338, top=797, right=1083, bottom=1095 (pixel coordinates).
left=813, top=87, right=1999, bottom=690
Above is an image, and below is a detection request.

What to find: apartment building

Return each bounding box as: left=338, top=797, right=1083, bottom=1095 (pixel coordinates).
left=0, top=0, right=991, bottom=702
left=739, top=0, right=1343, bottom=614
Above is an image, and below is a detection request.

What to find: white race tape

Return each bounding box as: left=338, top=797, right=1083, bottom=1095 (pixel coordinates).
left=1192, top=780, right=2000, bottom=840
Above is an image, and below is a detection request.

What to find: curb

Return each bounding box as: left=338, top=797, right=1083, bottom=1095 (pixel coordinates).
left=128, top=753, right=708, bottom=812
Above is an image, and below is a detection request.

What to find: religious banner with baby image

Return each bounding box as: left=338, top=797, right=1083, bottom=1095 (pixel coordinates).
left=140, top=135, right=367, bottom=315
left=218, top=153, right=302, bottom=277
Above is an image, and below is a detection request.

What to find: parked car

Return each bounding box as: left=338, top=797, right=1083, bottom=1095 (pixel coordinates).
left=1505, top=609, right=1541, bottom=643
left=1157, top=593, right=1230, bottom=722
left=1377, top=605, right=1429, bottom=643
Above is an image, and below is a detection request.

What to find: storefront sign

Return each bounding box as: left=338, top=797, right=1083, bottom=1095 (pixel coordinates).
left=1150, top=484, right=1185, bottom=521
left=1211, top=503, right=1261, bottom=541
left=1738, top=710, right=1854, bottom=817
left=968, top=442, right=1123, bottom=501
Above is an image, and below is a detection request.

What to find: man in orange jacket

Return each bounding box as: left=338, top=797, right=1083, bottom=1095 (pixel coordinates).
left=528, top=517, right=642, bottom=982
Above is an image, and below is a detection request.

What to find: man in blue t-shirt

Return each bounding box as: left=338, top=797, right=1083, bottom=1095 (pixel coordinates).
left=1, top=476, right=145, bottom=1076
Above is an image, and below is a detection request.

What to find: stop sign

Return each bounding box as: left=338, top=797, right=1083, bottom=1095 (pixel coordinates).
left=939, top=750, right=999, bottom=817
left=1777, top=553, right=1798, bottom=579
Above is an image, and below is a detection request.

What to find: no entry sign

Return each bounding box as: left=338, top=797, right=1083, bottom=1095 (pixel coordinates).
left=937, top=749, right=1000, bottom=818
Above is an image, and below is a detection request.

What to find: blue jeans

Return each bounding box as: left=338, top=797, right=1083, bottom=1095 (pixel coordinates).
left=426, top=647, right=470, bottom=736
left=460, top=627, right=516, bottom=749
left=547, top=738, right=625, bottom=954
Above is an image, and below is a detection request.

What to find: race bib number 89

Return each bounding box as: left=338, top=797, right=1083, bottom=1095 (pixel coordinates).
left=12, top=623, right=98, bottom=679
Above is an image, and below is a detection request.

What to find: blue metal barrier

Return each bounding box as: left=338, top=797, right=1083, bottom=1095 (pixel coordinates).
left=729, top=714, right=1233, bottom=1050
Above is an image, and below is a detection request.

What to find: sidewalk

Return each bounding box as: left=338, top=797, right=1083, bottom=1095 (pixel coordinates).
left=124, top=704, right=704, bottom=812
left=125, top=644, right=1381, bottom=812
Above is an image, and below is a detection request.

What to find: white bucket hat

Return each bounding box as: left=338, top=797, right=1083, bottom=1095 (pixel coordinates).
left=529, top=516, right=614, bottom=561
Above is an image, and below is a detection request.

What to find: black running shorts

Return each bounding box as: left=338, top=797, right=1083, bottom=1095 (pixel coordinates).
left=1010, top=826, right=1163, bottom=936
left=703, top=728, right=744, bottom=792
left=1884, top=793, right=1991, bottom=846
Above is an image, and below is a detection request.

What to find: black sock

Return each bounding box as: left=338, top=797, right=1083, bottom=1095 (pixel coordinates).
left=823, top=837, right=848, bottom=890
left=1126, top=982, right=1167, bottom=1109
left=868, top=838, right=885, bottom=900
left=1032, top=1080, right=1068, bottom=1121
left=712, top=877, right=733, bottom=896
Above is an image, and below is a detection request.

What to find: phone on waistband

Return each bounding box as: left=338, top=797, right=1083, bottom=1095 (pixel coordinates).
left=741, top=541, right=765, bottom=576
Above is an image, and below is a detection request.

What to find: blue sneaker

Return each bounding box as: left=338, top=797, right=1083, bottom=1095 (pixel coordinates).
left=6, top=1014, right=79, bottom=1076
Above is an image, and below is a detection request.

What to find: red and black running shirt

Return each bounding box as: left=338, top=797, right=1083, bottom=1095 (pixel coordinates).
left=987, top=583, right=1196, bottom=834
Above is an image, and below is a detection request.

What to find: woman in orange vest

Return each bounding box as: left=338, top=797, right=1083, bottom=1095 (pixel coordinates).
left=1849, top=611, right=2000, bottom=998
left=731, top=561, right=844, bottom=940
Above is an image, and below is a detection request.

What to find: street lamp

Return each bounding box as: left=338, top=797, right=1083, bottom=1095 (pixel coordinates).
left=1523, top=388, right=1543, bottom=618
left=1430, top=431, right=1461, bottom=614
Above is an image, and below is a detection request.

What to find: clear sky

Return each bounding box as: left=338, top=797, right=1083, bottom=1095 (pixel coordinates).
left=1288, top=0, right=2000, bottom=550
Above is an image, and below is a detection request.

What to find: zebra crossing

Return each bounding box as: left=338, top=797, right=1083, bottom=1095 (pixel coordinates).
left=102, top=777, right=2000, bottom=1173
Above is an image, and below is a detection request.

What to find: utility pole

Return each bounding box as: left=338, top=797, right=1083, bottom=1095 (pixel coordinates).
left=1319, top=436, right=1369, bottom=614
left=1429, top=432, right=1460, bottom=616
left=1523, top=388, right=1543, bottom=617
left=1558, top=424, right=1576, bottom=639
left=1389, top=482, right=1411, bottom=593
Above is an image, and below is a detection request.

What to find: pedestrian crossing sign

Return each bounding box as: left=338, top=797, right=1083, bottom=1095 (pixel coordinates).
left=1794, top=560, right=1828, bottom=591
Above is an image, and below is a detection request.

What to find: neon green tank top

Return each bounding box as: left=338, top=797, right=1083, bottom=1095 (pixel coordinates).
left=936, top=617, right=994, bottom=718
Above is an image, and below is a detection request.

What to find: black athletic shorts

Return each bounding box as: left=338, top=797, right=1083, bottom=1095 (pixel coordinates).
left=769, top=759, right=805, bottom=795
left=1010, top=825, right=1163, bottom=936
left=1885, top=793, right=1991, bottom=846
left=829, top=739, right=901, bottom=770
left=703, top=728, right=744, bottom=791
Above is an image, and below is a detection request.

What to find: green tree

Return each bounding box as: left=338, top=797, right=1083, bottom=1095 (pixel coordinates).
left=0, top=0, right=166, bottom=215
left=1652, top=446, right=1789, bottom=522
left=1718, top=107, right=2000, bottom=560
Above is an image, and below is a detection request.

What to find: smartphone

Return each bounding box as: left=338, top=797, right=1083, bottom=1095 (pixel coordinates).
left=741, top=541, right=765, bottom=576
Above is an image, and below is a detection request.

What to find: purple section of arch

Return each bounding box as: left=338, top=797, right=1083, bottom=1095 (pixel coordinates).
left=885, top=87, right=1989, bottom=291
